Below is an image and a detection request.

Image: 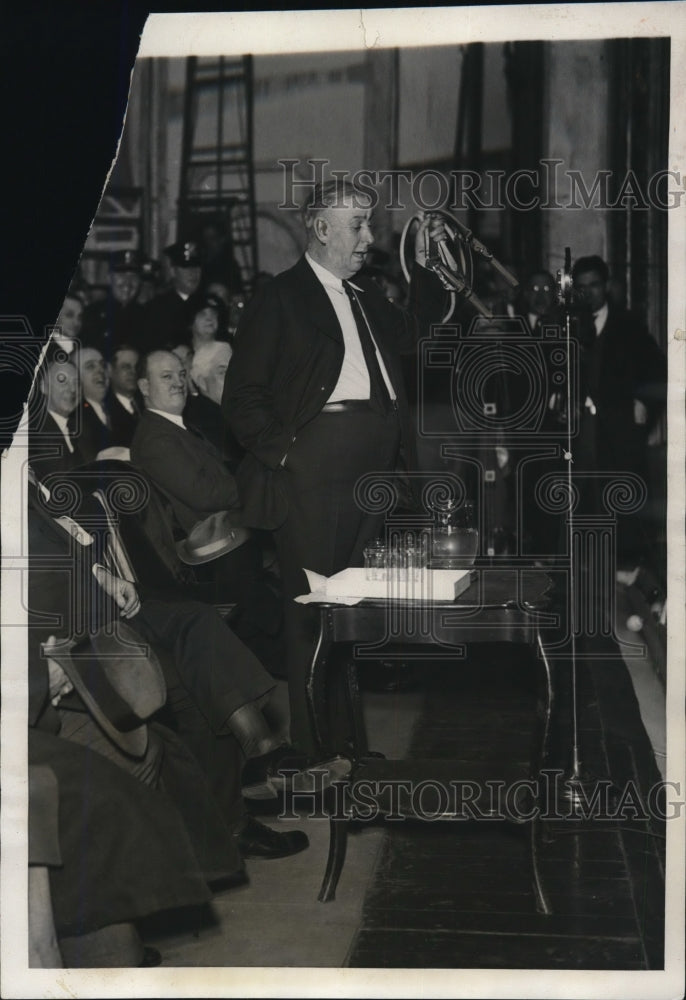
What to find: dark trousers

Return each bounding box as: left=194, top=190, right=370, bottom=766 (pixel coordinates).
left=274, top=405, right=401, bottom=757
left=130, top=599, right=275, bottom=828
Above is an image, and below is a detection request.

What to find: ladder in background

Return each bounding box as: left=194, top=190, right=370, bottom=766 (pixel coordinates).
left=178, top=55, right=258, bottom=285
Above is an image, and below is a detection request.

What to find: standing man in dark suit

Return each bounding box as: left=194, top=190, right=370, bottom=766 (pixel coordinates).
left=223, top=178, right=447, bottom=758
left=142, top=240, right=205, bottom=352
left=570, top=254, right=667, bottom=565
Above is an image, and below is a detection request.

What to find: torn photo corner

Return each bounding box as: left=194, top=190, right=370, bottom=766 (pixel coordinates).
left=2, top=5, right=685, bottom=1000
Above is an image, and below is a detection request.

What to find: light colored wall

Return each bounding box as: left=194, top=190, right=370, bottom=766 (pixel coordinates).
left=542, top=40, right=611, bottom=277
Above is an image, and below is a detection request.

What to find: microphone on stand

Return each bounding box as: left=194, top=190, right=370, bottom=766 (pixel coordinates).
left=429, top=261, right=494, bottom=319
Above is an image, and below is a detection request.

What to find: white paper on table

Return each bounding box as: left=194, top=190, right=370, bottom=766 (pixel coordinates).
left=293, top=569, right=364, bottom=605
left=294, top=567, right=472, bottom=604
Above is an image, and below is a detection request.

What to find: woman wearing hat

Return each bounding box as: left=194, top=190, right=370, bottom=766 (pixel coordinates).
left=188, top=292, right=229, bottom=351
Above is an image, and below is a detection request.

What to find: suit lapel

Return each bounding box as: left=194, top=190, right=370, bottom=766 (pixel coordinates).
left=291, top=256, right=343, bottom=345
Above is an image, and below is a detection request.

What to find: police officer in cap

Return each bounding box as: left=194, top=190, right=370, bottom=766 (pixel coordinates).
left=142, top=240, right=205, bottom=353
left=81, top=250, right=146, bottom=358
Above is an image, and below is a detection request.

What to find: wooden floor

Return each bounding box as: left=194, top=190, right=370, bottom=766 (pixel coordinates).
left=138, top=630, right=666, bottom=975
left=345, top=643, right=665, bottom=969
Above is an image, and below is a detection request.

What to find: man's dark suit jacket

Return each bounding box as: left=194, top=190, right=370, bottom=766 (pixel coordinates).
left=28, top=409, right=87, bottom=481
left=579, top=304, right=666, bottom=474
left=184, top=392, right=244, bottom=469
left=130, top=409, right=242, bottom=534
left=222, top=255, right=444, bottom=528
left=107, top=390, right=141, bottom=448
left=72, top=399, right=112, bottom=464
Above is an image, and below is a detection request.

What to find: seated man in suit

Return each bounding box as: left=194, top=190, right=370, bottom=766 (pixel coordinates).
left=107, top=344, right=142, bottom=448
left=29, top=357, right=86, bottom=478
left=28, top=466, right=317, bottom=823
left=72, top=345, right=116, bottom=462
left=130, top=349, right=282, bottom=650
left=186, top=340, right=243, bottom=465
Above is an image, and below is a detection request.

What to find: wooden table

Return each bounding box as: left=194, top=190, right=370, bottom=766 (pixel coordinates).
left=305, top=568, right=558, bottom=913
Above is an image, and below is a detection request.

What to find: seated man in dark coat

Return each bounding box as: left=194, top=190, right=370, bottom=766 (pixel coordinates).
left=106, top=343, right=143, bottom=448
left=131, top=349, right=283, bottom=654
left=28, top=625, right=239, bottom=967
left=28, top=466, right=316, bottom=808
left=28, top=357, right=87, bottom=479
left=71, top=345, right=115, bottom=462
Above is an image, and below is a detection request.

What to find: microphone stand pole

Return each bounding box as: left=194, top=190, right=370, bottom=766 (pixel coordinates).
left=557, top=248, right=602, bottom=813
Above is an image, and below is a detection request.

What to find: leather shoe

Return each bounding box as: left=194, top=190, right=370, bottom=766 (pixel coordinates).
left=241, top=745, right=292, bottom=800
left=235, top=815, right=309, bottom=859
left=242, top=748, right=352, bottom=800
left=139, top=946, right=162, bottom=967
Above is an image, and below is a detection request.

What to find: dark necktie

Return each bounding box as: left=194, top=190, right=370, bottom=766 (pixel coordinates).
left=343, top=281, right=392, bottom=415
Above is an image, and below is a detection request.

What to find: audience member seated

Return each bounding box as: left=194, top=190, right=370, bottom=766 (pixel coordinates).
left=142, top=240, right=205, bottom=353
left=28, top=470, right=314, bottom=852
left=207, top=281, right=245, bottom=340
left=29, top=357, right=87, bottom=478
left=28, top=727, right=222, bottom=968
left=71, top=346, right=117, bottom=462
left=51, top=292, right=84, bottom=357
left=107, top=344, right=142, bottom=448
left=171, top=342, right=196, bottom=394
left=188, top=292, right=228, bottom=351
left=80, top=250, right=146, bottom=358
left=186, top=341, right=243, bottom=465
left=130, top=350, right=284, bottom=660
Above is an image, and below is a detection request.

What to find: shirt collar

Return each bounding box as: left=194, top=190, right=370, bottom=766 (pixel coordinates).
left=593, top=302, right=609, bottom=335
left=305, top=253, right=363, bottom=295
left=115, top=392, right=135, bottom=413
left=85, top=397, right=107, bottom=421
left=148, top=407, right=186, bottom=429
left=48, top=410, right=71, bottom=433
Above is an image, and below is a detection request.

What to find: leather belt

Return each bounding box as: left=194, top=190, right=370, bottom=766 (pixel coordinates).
left=322, top=399, right=399, bottom=413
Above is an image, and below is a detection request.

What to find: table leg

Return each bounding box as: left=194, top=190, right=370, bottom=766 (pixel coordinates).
left=318, top=785, right=350, bottom=903
left=305, top=613, right=331, bottom=758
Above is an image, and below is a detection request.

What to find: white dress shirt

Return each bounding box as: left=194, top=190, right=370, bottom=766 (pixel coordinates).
left=148, top=408, right=186, bottom=429
left=48, top=409, right=74, bottom=452
left=593, top=302, right=609, bottom=336
left=85, top=397, right=109, bottom=426
left=115, top=392, right=137, bottom=415
left=305, top=253, right=396, bottom=403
